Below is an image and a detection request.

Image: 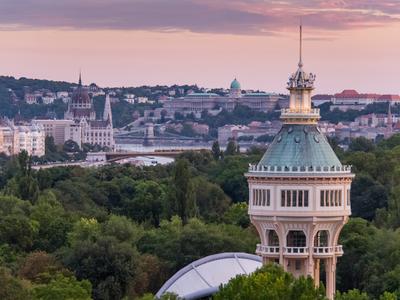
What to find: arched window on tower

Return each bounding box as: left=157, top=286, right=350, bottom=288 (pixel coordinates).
left=286, top=230, right=306, bottom=247
left=267, top=230, right=279, bottom=247
left=314, top=230, right=329, bottom=247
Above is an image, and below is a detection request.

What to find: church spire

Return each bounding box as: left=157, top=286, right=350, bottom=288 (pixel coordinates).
left=103, top=93, right=113, bottom=125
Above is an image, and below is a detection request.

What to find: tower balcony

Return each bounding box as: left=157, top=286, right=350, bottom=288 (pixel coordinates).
left=256, top=244, right=344, bottom=258
left=256, top=244, right=280, bottom=257
left=283, top=247, right=309, bottom=257
left=313, top=245, right=343, bottom=257
left=281, top=108, right=320, bottom=115
left=280, top=108, right=320, bottom=122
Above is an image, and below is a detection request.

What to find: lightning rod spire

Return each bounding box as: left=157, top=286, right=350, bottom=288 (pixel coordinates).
left=299, top=20, right=303, bottom=68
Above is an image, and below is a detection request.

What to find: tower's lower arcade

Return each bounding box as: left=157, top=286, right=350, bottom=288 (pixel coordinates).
left=252, top=215, right=346, bottom=299
left=246, top=171, right=353, bottom=299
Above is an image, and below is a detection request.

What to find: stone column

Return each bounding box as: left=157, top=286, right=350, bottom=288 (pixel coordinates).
left=314, top=259, right=320, bottom=287
left=325, top=257, right=336, bottom=300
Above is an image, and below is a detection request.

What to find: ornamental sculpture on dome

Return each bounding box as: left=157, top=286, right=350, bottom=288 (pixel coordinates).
left=287, top=24, right=316, bottom=90
left=287, top=68, right=316, bottom=90
left=281, top=24, right=320, bottom=125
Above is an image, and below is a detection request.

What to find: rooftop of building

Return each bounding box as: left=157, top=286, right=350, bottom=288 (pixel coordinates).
left=378, top=94, right=400, bottom=101
left=244, top=92, right=274, bottom=97
left=258, top=124, right=342, bottom=168
left=334, top=90, right=381, bottom=99
left=312, top=94, right=333, bottom=100
left=185, top=92, right=219, bottom=97
left=230, top=78, right=241, bottom=90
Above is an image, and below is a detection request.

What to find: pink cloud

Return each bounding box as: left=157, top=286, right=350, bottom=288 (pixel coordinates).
left=0, top=0, right=398, bottom=34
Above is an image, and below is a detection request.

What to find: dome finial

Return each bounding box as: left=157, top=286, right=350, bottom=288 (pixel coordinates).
left=298, top=19, right=303, bottom=68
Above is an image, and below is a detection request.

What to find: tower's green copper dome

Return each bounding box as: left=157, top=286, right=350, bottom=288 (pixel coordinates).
left=230, top=78, right=241, bottom=89
left=258, top=124, right=342, bottom=168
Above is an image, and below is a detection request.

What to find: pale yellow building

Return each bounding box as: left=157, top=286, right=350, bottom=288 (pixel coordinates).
left=0, top=119, right=45, bottom=157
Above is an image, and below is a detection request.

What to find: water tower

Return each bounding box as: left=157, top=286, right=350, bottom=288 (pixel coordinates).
left=245, top=26, right=354, bottom=299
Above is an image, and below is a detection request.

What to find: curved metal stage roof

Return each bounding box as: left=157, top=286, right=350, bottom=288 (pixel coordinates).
left=156, top=252, right=262, bottom=299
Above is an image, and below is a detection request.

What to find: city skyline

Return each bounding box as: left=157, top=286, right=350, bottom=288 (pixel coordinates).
left=1, top=0, right=399, bottom=93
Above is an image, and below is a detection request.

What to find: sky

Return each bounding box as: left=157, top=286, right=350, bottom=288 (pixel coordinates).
left=0, top=0, right=399, bottom=94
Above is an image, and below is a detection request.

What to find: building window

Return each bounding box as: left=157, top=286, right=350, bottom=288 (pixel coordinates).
left=347, top=189, right=351, bottom=206
left=268, top=230, right=279, bottom=246
left=252, top=189, right=271, bottom=207
left=320, top=190, right=343, bottom=207
left=281, top=190, right=309, bottom=207
left=314, top=230, right=329, bottom=247
left=287, top=230, right=306, bottom=247
left=295, top=260, right=302, bottom=270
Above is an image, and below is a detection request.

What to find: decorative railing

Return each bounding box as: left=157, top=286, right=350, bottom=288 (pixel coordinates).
left=248, top=164, right=352, bottom=174
left=313, top=245, right=343, bottom=255
left=284, top=247, right=309, bottom=255
left=256, top=244, right=280, bottom=255
left=256, top=245, right=344, bottom=256
left=281, top=108, right=320, bottom=115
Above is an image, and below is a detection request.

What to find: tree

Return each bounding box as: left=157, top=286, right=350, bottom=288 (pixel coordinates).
left=4, top=151, right=39, bottom=202
left=63, top=140, right=80, bottom=152
left=335, top=289, right=369, bottom=300
left=67, top=218, right=101, bottom=247
left=138, top=217, right=258, bottom=276
left=19, top=251, right=66, bottom=284
left=0, top=196, right=37, bottom=251
left=17, top=150, right=30, bottom=176
left=192, top=177, right=230, bottom=222
left=177, top=150, right=214, bottom=172
left=16, top=174, right=39, bottom=203
left=225, top=140, right=239, bottom=156
left=32, top=273, right=92, bottom=300
left=103, top=215, right=143, bottom=245
left=170, top=159, right=196, bottom=224
left=350, top=174, right=388, bottom=220
left=212, top=156, right=250, bottom=203
left=64, top=217, right=141, bottom=300
left=131, top=254, right=167, bottom=297
left=30, top=192, right=72, bottom=252
left=125, top=180, right=166, bottom=226
left=64, top=236, right=139, bottom=300
left=214, top=263, right=326, bottom=300
left=212, top=140, right=221, bottom=160
left=223, top=202, right=250, bottom=227
left=349, top=137, right=375, bottom=152
left=0, top=267, right=30, bottom=300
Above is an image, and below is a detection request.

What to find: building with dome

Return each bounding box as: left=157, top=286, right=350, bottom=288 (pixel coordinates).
left=245, top=26, right=354, bottom=300
left=229, top=78, right=241, bottom=98
left=163, top=78, right=280, bottom=118
left=34, top=75, right=114, bottom=150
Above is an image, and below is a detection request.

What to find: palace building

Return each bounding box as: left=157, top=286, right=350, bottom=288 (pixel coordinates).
left=245, top=26, right=354, bottom=299
left=163, top=78, right=280, bottom=117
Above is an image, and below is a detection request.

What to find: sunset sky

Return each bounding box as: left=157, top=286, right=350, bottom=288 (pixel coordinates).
left=1, top=0, right=399, bottom=94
